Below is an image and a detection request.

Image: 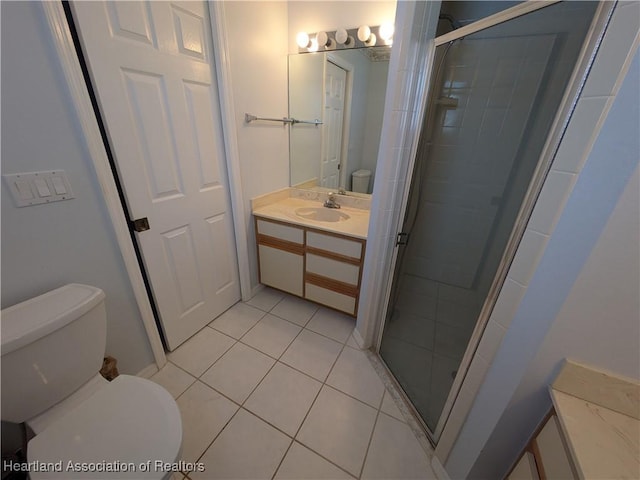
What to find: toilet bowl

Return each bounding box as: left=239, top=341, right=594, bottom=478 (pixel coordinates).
left=1, top=284, right=182, bottom=479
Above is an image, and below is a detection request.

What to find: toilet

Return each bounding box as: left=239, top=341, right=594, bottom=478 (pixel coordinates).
left=1, top=284, right=182, bottom=479
left=351, top=169, right=371, bottom=194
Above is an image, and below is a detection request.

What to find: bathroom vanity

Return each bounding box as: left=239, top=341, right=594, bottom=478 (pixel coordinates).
left=507, top=360, right=640, bottom=479
left=252, top=189, right=370, bottom=316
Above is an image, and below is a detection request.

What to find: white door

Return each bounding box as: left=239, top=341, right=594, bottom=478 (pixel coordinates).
left=72, top=1, right=240, bottom=350
left=406, top=35, right=555, bottom=288
left=321, top=61, right=346, bottom=188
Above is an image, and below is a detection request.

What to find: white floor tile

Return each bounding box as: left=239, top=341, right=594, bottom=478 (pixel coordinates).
left=168, top=328, right=235, bottom=377
left=275, top=442, right=354, bottom=479
left=176, top=381, right=238, bottom=463
left=247, top=287, right=285, bottom=312
left=241, top=314, right=302, bottom=359
left=361, top=413, right=434, bottom=479
left=306, top=308, right=355, bottom=343
left=297, top=386, right=377, bottom=477
left=192, top=409, right=291, bottom=480
left=271, top=295, right=319, bottom=326
left=200, top=342, right=275, bottom=404
left=326, top=347, right=385, bottom=408
left=381, top=391, right=406, bottom=423
left=245, top=363, right=322, bottom=436
left=149, top=362, right=195, bottom=399
left=209, top=302, right=265, bottom=339
left=280, top=329, right=343, bottom=381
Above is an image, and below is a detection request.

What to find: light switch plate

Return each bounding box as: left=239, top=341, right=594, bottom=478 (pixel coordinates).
left=3, top=170, right=75, bottom=207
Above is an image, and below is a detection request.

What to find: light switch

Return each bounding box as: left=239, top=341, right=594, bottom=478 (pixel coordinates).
left=14, top=180, right=34, bottom=200
left=51, top=176, right=67, bottom=195
left=3, top=170, right=74, bottom=207
left=34, top=178, right=52, bottom=197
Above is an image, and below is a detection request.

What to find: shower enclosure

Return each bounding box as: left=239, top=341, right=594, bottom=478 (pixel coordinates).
left=378, top=1, right=600, bottom=440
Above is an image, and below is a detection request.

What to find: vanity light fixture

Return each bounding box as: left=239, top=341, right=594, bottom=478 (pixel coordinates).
left=295, top=23, right=394, bottom=53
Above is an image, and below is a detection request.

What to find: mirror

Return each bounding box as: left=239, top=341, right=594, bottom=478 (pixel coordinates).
left=289, top=47, right=390, bottom=195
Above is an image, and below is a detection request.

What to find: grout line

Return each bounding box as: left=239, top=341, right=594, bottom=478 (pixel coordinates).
left=358, top=404, right=383, bottom=479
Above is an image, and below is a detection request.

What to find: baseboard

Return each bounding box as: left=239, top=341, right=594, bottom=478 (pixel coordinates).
left=250, top=283, right=264, bottom=299
left=137, top=362, right=159, bottom=379
left=352, top=327, right=366, bottom=349
left=431, top=455, right=451, bottom=480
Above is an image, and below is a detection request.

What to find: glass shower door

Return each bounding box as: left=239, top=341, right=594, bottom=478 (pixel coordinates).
left=378, top=1, right=598, bottom=436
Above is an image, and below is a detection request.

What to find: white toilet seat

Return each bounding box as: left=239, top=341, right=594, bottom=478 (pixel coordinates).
left=28, top=375, right=182, bottom=479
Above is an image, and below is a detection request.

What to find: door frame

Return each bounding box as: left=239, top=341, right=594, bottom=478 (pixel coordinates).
left=363, top=0, right=617, bottom=445
left=41, top=1, right=252, bottom=369
left=326, top=54, right=354, bottom=190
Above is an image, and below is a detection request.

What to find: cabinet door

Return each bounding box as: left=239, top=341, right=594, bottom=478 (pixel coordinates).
left=535, top=416, right=577, bottom=479
left=258, top=245, right=303, bottom=296
left=508, top=452, right=539, bottom=480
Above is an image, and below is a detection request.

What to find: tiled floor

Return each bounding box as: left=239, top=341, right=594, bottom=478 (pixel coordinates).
left=150, top=288, right=436, bottom=480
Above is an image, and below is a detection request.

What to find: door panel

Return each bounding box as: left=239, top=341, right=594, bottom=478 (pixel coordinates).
left=72, top=1, right=240, bottom=350
left=322, top=61, right=346, bottom=188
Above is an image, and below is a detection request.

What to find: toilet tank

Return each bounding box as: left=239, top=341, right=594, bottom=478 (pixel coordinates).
left=1, top=284, right=107, bottom=423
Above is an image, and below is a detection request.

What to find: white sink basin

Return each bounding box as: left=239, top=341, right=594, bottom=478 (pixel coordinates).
left=294, top=207, right=350, bottom=223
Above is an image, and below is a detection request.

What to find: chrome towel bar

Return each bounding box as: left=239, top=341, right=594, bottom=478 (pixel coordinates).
left=244, top=113, right=322, bottom=126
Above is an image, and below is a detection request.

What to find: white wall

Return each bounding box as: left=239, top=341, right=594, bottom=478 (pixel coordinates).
left=0, top=2, right=154, bottom=374
left=287, top=1, right=396, bottom=54
left=360, top=60, right=389, bottom=191
left=289, top=53, right=323, bottom=186
left=221, top=1, right=290, bottom=290
left=446, top=38, right=640, bottom=480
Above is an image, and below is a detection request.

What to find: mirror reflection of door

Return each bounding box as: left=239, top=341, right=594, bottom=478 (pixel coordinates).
left=321, top=60, right=347, bottom=189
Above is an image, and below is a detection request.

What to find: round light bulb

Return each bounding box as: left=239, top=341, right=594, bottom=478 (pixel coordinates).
left=317, top=31, right=329, bottom=47
left=357, top=25, right=371, bottom=42
left=335, top=28, right=348, bottom=45
left=296, top=31, right=310, bottom=49
left=379, top=22, right=394, bottom=41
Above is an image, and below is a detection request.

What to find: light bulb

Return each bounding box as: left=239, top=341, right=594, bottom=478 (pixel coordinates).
left=379, top=22, right=394, bottom=41
left=296, top=32, right=310, bottom=49
left=317, top=31, right=329, bottom=47
left=335, top=28, right=348, bottom=45
left=357, top=25, right=371, bottom=42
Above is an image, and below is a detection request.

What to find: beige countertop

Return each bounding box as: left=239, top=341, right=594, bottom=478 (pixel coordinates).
left=251, top=189, right=370, bottom=239
left=550, top=361, right=640, bottom=479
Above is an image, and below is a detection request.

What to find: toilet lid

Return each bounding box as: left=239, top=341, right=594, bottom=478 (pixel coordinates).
left=28, top=375, right=182, bottom=479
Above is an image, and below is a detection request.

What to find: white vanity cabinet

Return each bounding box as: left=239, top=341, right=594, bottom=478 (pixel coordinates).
left=255, top=217, right=366, bottom=315
left=507, top=411, right=577, bottom=480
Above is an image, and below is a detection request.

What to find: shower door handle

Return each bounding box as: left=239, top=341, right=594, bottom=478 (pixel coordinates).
left=396, top=232, right=409, bottom=246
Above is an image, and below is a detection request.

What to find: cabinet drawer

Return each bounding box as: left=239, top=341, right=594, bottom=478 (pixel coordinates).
left=305, top=283, right=356, bottom=315
left=535, top=416, right=576, bottom=479
left=307, top=231, right=362, bottom=259
left=306, top=253, right=360, bottom=286
left=259, top=245, right=303, bottom=296
left=257, top=218, right=303, bottom=244
left=508, top=452, right=539, bottom=480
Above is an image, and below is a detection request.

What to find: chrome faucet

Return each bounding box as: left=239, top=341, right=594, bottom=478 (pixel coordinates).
left=323, top=193, right=341, bottom=209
